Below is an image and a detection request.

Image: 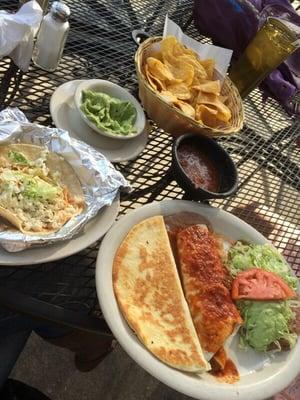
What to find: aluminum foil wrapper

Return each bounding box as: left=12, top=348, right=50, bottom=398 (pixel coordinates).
left=0, top=107, right=130, bottom=252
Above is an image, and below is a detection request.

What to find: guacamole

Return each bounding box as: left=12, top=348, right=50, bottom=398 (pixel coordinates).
left=80, top=90, right=137, bottom=135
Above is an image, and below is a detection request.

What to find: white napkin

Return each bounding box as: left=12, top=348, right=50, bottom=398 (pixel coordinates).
left=163, top=15, right=233, bottom=78
left=0, top=1, right=43, bottom=71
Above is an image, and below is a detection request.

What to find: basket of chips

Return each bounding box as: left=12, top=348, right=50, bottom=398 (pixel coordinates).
left=135, top=36, right=244, bottom=136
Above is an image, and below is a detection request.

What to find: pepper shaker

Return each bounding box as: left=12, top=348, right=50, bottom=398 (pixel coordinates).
left=32, top=1, right=70, bottom=72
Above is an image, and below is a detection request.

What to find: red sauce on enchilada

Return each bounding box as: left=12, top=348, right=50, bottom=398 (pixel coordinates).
left=176, top=225, right=242, bottom=354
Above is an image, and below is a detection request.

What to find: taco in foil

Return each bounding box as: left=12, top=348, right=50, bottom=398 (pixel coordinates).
left=0, top=144, right=85, bottom=234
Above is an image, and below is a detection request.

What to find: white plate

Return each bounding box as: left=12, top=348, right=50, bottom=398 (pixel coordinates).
left=96, top=200, right=300, bottom=400
left=0, top=196, right=119, bottom=266
left=50, top=80, right=148, bottom=162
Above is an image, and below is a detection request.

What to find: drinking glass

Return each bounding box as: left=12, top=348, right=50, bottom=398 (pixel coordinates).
left=229, top=18, right=300, bottom=98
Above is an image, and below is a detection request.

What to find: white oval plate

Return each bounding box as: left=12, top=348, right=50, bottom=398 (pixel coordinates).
left=96, top=200, right=300, bottom=400
left=50, top=80, right=148, bottom=163
left=0, top=196, right=119, bottom=266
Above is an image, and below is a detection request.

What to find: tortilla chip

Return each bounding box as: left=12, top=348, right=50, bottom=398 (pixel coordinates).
left=147, top=57, right=175, bottom=81
left=195, top=104, right=219, bottom=127
left=143, top=36, right=232, bottom=126
left=145, top=64, right=166, bottom=91
left=167, top=82, right=191, bottom=100
left=151, top=50, right=163, bottom=62
left=165, top=59, right=194, bottom=86
left=175, top=100, right=195, bottom=119
left=159, top=90, right=179, bottom=104
left=193, top=80, right=221, bottom=95
left=199, top=59, right=215, bottom=80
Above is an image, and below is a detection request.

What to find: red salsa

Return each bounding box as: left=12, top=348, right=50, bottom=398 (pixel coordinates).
left=177, top=143, right=220, bottom=192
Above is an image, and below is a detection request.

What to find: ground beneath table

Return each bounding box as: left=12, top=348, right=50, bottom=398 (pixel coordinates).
left=10, top=333, right=193, bottom=400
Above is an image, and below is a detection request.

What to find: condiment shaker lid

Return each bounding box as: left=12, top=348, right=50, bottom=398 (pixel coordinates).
left=51, top=1, right=70, bottom=21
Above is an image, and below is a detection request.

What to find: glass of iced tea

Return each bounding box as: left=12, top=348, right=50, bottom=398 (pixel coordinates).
left=229, top=17, right=300, bottom=98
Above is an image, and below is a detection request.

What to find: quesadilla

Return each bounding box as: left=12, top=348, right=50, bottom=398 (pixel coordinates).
left=176, top=224, right=242, bottom=354
left=113, top=215, right=209, bottom=372
left=0, top=144, right=85, bottom=234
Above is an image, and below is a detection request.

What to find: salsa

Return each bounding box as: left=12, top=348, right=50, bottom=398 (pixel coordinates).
left=177, top=143, right=220, bottom=192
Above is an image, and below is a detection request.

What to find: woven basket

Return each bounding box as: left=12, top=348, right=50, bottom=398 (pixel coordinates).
left=135, top=37, right=244, bottom=137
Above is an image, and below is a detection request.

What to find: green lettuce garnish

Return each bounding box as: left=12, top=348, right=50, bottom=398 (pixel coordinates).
left=238, top=300, right=297, bottom=352
left=1, top=170, right=60, bottom=202
left=228, top=242, right=298, bottom=290
left=23, top=178, right=60, bottom=202
left=228, top=242, right=299, bottom=352
left=80, top=90, right=137, bottom=135
left=8, top=150, right=29, bottom=165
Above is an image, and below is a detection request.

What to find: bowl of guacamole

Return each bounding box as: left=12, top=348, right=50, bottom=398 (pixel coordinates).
left=74, top=79, right=146, bottom=140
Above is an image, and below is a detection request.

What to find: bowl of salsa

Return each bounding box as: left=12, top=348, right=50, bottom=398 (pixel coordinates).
left=172, top=133, right=238, bottom=200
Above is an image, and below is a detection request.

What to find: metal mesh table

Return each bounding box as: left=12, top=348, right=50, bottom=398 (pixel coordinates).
left=0, top=0, right=299, bottom=334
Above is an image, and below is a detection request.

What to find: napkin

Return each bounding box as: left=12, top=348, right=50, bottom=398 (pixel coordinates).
left=0, top=1, right=43, bottom=71
left=163, top=15, right=233, bottom=78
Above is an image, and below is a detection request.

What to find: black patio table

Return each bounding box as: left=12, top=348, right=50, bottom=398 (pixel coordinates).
left=0, top=0, right=299, bottom=339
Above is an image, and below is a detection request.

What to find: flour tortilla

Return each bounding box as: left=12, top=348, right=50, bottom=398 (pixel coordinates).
left=113, top=215, right=209, bottom=372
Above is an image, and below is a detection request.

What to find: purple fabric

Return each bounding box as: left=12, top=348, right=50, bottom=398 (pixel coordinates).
left=193, top=0, right=300, bottom=115
left=193, top=0, right=260, bottom=58
left=258, top=0, right=300, bottom=25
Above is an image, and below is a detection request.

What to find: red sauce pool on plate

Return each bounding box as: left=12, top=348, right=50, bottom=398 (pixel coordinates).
left=177, top=143, right=220, bottom=192
left=210, top=347, right=239, bottom=384
left=211, top=357, right=239, bottom=384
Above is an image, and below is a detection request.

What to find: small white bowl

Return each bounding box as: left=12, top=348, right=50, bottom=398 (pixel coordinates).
left=74, top=79, right=146, bottom=140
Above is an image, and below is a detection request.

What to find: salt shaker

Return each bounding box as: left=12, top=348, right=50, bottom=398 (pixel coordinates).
left=32, top=2, right=70, bottom=72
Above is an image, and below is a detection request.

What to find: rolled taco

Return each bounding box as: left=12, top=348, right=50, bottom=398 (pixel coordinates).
left=0, top=143, right=85, bottom=234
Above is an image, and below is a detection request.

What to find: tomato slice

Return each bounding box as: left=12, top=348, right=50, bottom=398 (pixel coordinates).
left=232, top=268, right=295, bottom=300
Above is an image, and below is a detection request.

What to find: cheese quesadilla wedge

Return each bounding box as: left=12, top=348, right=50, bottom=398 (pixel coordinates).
left=113, top=215, right=209, bottom=372
left=177, top=224, right=242, bottom=355
left=0, top=144, right=85, bottom=234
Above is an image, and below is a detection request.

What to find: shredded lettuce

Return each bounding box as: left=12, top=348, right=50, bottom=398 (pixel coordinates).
left=23, top=178, right=60, bottom=202
left=238, top=300, right=297, bottom=352
left=8, top=150, right=29, bottom=165
left=1, top=170, right=60, bottom=202
left=228, top=242, right=299, bottom=352
left=228, top=242, right=298, bottom=290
